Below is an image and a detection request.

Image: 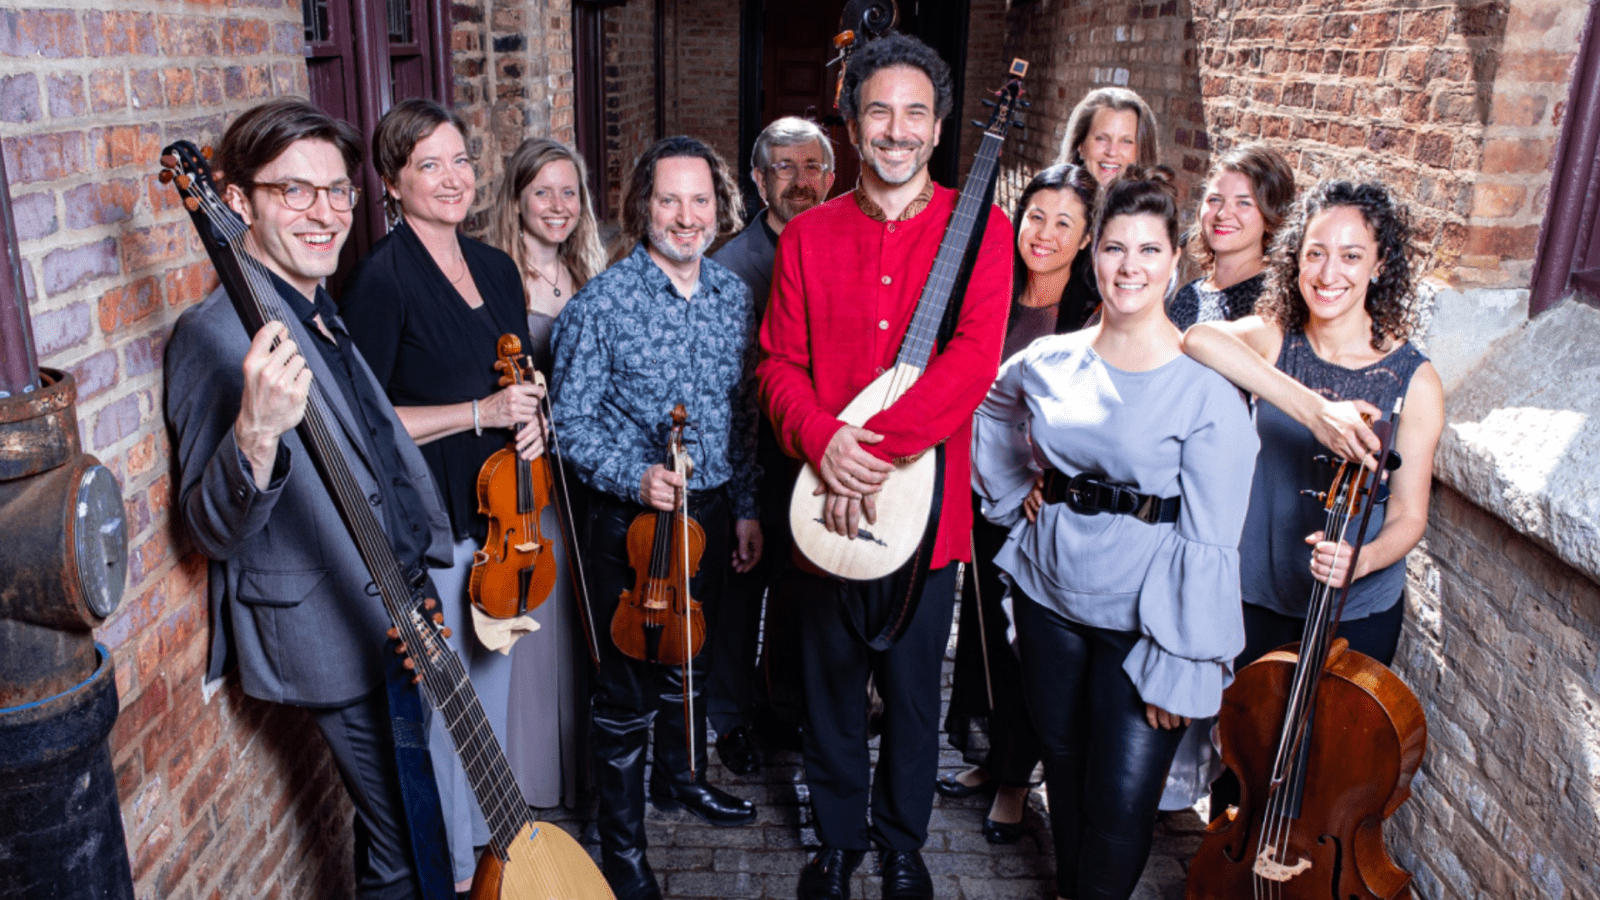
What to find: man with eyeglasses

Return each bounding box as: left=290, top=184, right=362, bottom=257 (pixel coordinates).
left=708, top=117, right=836, bottom=776
left=715, top=117, right=837, bottom=312
left=165, top=98, right=455, bottom=900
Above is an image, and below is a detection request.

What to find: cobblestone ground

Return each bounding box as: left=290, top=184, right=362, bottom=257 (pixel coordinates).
left=536, top=617, right=1206, bottom=900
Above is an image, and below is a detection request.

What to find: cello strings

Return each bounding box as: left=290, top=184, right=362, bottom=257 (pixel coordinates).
left=1252, top=461, right=1361, bottom=895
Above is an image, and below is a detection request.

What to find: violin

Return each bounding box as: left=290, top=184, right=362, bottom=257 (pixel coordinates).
left=1187, top=400, right=1425, bottom=900
left=469, top=334, right=559, bottom=618
left=611, top=404, right=706, bottom=667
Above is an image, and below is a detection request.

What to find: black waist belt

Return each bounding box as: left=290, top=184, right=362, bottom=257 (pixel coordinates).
left=1040, top=469, right=1180, bottom=525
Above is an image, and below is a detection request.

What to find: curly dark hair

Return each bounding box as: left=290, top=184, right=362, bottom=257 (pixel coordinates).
left=837, top=33, right=954, bottom=123
left=1183, top=142, right=1296, bottom=272
left=1257, top=179, right=1419, bottom=349
left=1092, top=164, right=1181, bottom=250
left=1011, top=163, right=1099, bottom=302
left=616, top=135, right=744, bottom=262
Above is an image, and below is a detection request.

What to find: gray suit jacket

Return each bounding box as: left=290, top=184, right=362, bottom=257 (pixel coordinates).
left=166, top=286, right=452, bottom=708
left=712, top=214, right=779, bottom=317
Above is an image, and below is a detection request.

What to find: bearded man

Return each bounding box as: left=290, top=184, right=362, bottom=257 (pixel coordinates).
left=548, top=135, right=763, bottom=900
left=706, top=115, right=838, bottom=775
left=757, top=34, right=1011, bottom=900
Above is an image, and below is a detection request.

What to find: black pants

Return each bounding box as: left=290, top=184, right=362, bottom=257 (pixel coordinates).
left=1014, top=592, right=1186, bottom=900
left=312, top=690, right=424, bottom=900
left=797, top=563, right=958, bottom=851
left=584, top=487, right=730, bottom=755
left=1238, top=596, right=1405, bottom=670
left=945, top=501, right=1040, bottom=786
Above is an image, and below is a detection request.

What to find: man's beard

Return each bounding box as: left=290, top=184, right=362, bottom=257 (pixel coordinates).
left=773, top=183, right=820, bottom=224
left=861, top=137, right=929, bottom=186
left=647, top=221, right=713, bottom=264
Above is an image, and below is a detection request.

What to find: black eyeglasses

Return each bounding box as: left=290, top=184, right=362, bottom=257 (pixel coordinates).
left=254, top=180, right=361, bottom=212
left=766, top=161, right=831, bottom=181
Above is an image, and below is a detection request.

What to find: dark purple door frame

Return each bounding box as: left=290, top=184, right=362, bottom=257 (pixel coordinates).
left=1529, top=1, right=1600, bottom=315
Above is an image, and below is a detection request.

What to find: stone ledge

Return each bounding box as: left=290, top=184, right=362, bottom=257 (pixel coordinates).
left=1424, top=287, right=1600, bottom=586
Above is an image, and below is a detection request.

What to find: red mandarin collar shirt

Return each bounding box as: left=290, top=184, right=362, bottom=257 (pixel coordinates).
left=757, top=182, right=1014, bottom=568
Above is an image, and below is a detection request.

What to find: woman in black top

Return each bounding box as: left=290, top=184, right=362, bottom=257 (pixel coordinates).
left=340, top=98, right=542, bottom=892
left=939, top=164, right=1098, bottom=843
left=1167, top=143, right=1295, bottom=330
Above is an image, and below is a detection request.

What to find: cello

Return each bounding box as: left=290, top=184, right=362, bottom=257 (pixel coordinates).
left=1186, top=400, right=1425, bottom=900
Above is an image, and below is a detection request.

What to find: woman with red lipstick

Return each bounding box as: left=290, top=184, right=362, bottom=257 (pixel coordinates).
left=973, top=168, right=1258, bottom=900
left=1183, top=179, right=1443, bottom=671
left=1183, top=179, right=1444, bottom=826
left=1168, top=143, right=1295, bottom=330
left=488, top=138, right=607, bottom=373
left=940, top=163, right=1099, bottom=843
left=340, top=98, right=542, bottom=892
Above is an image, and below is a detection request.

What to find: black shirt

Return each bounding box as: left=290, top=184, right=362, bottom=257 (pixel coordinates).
left=340, top=221, right=532, bottom=543
left=270, top=272, right=434, bottom=572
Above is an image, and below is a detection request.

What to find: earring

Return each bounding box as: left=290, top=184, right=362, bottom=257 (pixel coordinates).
left=1370, top=273, right=1379, bottom=284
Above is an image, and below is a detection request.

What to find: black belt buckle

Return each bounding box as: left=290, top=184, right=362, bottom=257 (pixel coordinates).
left=1064, top=472, right=1104, bottom=516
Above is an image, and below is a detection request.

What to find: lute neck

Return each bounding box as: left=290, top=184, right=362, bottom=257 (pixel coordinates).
left=894, top=128, right=1004, bottom=373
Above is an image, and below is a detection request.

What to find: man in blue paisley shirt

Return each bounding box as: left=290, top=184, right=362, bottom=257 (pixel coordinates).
left=549, top=135, right=763, bottom=900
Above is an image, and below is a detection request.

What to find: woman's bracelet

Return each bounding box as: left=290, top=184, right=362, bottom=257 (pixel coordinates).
left=472, top=398, right=482, bottom=436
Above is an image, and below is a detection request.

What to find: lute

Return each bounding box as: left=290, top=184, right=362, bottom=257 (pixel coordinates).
left=789, top=58, right=1028, bottom=581
left=159, top=142, right=614, bottom=900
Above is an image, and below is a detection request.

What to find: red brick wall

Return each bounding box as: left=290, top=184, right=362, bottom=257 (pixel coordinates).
left=959, top=0, right=1012, bottom=185
left=452, top=0, right=576, bottom=233
left=669, top=0, right=742, bottom=173
left=602, top=0, right=659, bottom=220
left=1001, top=0, right=1578, bottom=288
left=1, top=3, right=359, bottom=898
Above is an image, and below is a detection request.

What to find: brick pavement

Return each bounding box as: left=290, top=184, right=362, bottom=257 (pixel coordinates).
left=535, top=618, right=1206, bottom=900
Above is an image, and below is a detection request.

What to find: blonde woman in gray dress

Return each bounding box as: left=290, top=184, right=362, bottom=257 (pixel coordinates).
left=487, top=138, right=607, bottom=809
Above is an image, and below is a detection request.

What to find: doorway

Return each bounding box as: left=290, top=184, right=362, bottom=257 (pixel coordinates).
left=751, top=0, right=973, bottom=203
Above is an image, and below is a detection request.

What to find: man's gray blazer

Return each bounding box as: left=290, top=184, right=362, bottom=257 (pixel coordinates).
left=166, top=286, right=452, bottom=708
left=712, top=214, right=778, bottom=316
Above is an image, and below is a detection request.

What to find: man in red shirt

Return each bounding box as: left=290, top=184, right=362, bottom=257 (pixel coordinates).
left=756, top=33, right=1011, bottom=900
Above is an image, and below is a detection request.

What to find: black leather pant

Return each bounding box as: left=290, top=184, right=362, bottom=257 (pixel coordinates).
left=583, top=488, right=729, bottom=886
left=1014, top=591, right=1186, bottom=900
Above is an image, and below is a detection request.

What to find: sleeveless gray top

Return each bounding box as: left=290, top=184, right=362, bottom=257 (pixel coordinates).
left=1239, top=329, right=1426, bottom=620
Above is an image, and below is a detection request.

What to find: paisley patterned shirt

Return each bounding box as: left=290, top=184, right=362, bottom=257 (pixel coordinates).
left=549, top=242, right=761, bottom=520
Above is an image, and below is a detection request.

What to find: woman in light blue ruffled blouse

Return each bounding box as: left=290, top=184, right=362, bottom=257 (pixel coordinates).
left=972, top=167, right=1259, bottom=900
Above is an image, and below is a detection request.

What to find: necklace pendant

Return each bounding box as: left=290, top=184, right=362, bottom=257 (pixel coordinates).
left=553, top=287, right=561, bottom=297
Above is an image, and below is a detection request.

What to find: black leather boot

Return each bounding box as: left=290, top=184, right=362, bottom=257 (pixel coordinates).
left=651, top=666, right=757, bottom=826
left=591, top=709, right=662, bottom=900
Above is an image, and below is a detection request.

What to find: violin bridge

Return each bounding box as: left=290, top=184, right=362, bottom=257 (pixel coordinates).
left=1252, top=847, right=1312, bottom=882
left=513, top=541, right=538, bottom=554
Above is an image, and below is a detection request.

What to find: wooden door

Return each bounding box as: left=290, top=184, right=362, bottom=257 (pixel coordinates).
left=761, top=1, right=858, bottom=200
left=302, top=0, right=449, bottom=288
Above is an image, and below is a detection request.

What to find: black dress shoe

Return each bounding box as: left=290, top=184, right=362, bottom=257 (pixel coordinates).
left=716, top=724, right=762, bottom=776
left=982, top=815, right=1024, bottom=844
left=798, top=847, right=865, bottom=900
left=649, top=776, right=757, bottom=826
left=878, top=849, right=932, bottom=900
left=933, top=771, right=992, bottom=799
